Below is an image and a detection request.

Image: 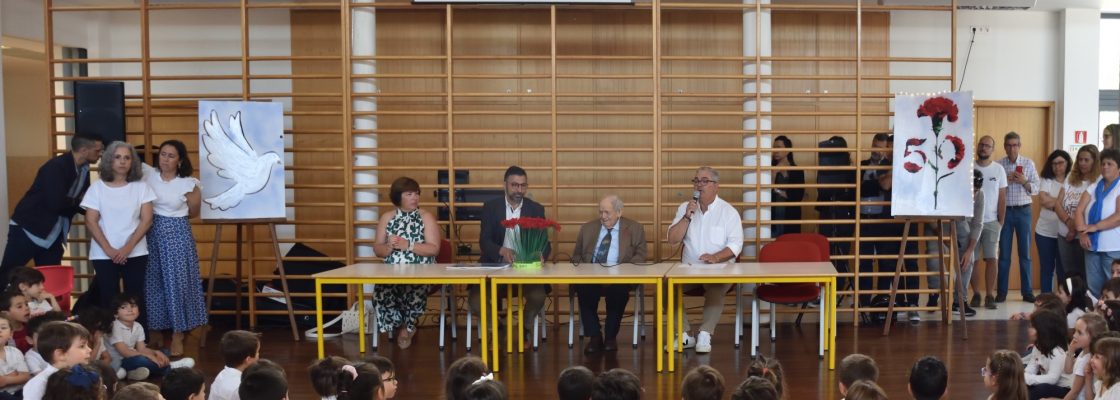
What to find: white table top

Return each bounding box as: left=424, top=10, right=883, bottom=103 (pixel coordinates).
left=485, top=262, right=677, bottom=279
left=312, top=263, right=493, bottom=279
left=665, top=262, right=837, bottom=279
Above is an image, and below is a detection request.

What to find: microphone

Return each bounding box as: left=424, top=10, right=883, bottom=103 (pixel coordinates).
left=691, top=190, right=700, bottom=215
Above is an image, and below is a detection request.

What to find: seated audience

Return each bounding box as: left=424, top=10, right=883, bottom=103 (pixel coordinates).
left=107, top=294, right=193, bottom=381
left=1053, top=313, right=1107, bottom=400
left=366, top=356, right=397, bottom=400
left=462, top=380, right=508, bottom=400
left=0, top=289, right=31, bottom=352
left=446, top=356, right=490, bottom=400
left=1097, top=278, right=1120, bottom=313
left=309, top=356, right=349, bottom=400
left=210, top=330, right=261, bottom=400
left=908, top=356, right=947, bottom=400
left=23, top=312, right=67, bottom=375
left=557, top=366, right=594, bottom=400
left=729, top=376, right=778, bottom=400
left=845, top=380, right=888, bottom=400
left=113, top=382, right=162, bottom=400
left=8, top=267, right=60, bottom=317
left=74, top=307, right=114, bottom=374
left=681, top=365, right=724, bottom=400
left=839, top=354, right=879, bottom=397
left=1058, top=277, right=1093, bottom=328
left=92, top=361, right=120, bottom=398
left=23, top=322, right=92, bottom=400
left=1025, top=310, right=1072, bottom=398
left=162, top=367, right=206, bottom=400
left=0, top=315, right=30, bottom=398
left=43, top=364, right=102, bottom=400
left=591, top=368, right=642, bottom=400
left=1092, top=337, right=1120, bottom=399
left=747, top=355, right=785, bottom=398
left=239, top=360, right=288, bottom=400
left=334, top=363, right=383, bottom=400
left=1011, top=293, right=1065, bottom=321
left=985, top=350, right=1029, bottom=400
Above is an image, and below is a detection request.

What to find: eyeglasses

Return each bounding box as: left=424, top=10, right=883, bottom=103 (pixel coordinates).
left=508, top=182, right=529, bottom=189
left=691, top=178, right=717, bottom=186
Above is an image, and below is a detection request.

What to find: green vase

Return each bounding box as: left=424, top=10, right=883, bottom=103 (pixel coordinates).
left=513, top=261, right=542, bottom=270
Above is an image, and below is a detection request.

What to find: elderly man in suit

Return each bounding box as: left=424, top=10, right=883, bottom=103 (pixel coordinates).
left=469, top=166, right=551, bottom=326
left=1, top=133, right=103, bottom=283
left=571, top=195, right=647, bottom=353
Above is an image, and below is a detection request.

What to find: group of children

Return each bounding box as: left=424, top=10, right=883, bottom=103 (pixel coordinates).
left=0, top=266, right=200, bottom=400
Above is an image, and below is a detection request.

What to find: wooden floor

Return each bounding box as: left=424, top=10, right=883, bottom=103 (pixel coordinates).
left=188, top=319, right=1017, bottom=399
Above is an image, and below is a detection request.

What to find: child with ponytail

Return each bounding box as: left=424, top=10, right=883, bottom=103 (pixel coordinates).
left=985, top=350, right=1029, bottom=400
left=309, top=356, right=349, bottom=400
left=746, top=355, right=785, bottom=399
left=335, top=363, right=384, bottom=400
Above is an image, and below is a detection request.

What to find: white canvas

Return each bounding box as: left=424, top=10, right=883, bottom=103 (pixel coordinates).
left=891, top=92, right=975, bottom=217
left=198, top=101, right=286, bottom=220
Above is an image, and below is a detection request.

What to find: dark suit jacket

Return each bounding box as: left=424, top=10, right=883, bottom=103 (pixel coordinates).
left=11, top=152, right=89, bottom=238
left=571, top=217, right=647, bottom=264
left=479, top=197, right=550, bottom=263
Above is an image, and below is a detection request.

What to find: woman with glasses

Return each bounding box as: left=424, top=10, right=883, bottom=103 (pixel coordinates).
left=1037, top=150, right=1073, bottom=293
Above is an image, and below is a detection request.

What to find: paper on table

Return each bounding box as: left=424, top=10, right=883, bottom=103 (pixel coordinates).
left=448, top=263, right=510, bottom=270
left=684, top=263, right=728, bottom=270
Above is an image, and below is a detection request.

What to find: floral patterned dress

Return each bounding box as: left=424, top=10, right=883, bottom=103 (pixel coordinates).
left=375, top=208, right=433, bottom=333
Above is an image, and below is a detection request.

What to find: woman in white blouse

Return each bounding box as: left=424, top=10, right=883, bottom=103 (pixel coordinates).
left=142, top=140, right=207, bottom=357
left=1057, top=145, right=1099, bottom=285
left=1038, top=150, right=1072, bottom=293
left=81, top=141, right=156, bottom=317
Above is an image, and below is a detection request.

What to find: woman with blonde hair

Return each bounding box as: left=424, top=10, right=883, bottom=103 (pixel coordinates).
left=1057, top=145, right=1100, bottom=283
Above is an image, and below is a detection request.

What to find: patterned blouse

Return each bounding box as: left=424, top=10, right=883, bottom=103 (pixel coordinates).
left=384, top=208, right=433, bottom=265
left=1059, top=178, right=1092, bottom=237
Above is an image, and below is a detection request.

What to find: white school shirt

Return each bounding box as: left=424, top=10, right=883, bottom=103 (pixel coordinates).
left=1097, top=380, right=1120, bottom=400
left=209, top=366, right=243, bottom=400
left=27, top=298, right=53, bottom=317
left=23, top=349, right=47, bottom=375
left=1024, top=346, right=1072, bottom=387
left=142, top=164, right=199, bottom=218
left=22, top=364, right=57, bottom=400
left=79, top=180, right=157, bottom=260
left=1068, top=307, right=1087, bottom=329
left=0, top=346, right=29, bottom=393
left=1037, top=178, right=1063, bottom=238
left=977, top=162, right=1009, bottom=224
left=107, top=319, right=145, bottom=361
left=671, top=196, right=743, bottom=264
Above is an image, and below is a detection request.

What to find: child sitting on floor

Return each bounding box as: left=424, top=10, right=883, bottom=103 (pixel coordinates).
left=0, top=315, right=30, bottom=400
left=1024, top=310, right=1072, bottom=398
left=1057, top=277, right=1093, bottom=329
left=309, top=356, right=348, bottom=400
left=210, top=330, right=261, bottom=400
left=0, top=289, right=31, bottom=352
left=8, top=267, right=60, bottom=318
left=24, top=312, right=66, bottom=375
left=43, top=364, right=102, bottom=400
left=366, top=356, right=397, bottom=400
left=107, top=294, right=193, bottom=381
left=161, top=367, right=206, bottom=400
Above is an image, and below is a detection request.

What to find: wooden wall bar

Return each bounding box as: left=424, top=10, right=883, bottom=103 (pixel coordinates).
left=44, top=0, right=955, bottom=322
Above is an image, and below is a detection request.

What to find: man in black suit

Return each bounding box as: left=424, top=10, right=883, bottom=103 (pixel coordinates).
left=1, top=133, right=104, bottom=282
left=469, top=166, right=551, bottom=326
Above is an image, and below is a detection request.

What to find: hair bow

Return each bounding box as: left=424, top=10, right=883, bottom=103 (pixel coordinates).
left=341, top=365, right=358, bottom=380
left=473, top=373, right=494, bottom=385
left=66, top=365, right=99, bottom=389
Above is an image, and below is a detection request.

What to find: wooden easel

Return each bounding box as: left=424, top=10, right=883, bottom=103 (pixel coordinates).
left=882, top=218, right=970, bottom=339
left=201, top=218, right=299, bottom=347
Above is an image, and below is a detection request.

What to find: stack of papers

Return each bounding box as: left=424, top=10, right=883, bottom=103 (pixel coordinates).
left=447, top=263, right=510, bottom=270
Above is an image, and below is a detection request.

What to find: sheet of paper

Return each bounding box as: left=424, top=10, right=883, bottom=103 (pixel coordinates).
left=447, top=263, right=510, bottom=270
left=684, top=263, right=727, bottom=270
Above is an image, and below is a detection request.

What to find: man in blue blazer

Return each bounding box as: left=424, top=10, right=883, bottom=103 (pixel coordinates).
left=469, top=166, right=551, bottom=328
left=1, top=133, right=104, bottom=282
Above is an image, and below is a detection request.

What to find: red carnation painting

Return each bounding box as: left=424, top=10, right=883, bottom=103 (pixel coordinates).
left=901, top=96, right=966, bottom=209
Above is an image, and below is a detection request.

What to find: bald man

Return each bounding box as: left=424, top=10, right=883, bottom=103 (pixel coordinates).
left=571, top=195, right=648, bottom=353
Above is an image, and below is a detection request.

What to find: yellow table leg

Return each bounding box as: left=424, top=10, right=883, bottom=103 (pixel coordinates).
left=506, top=286, right=513, bottom=354
left=656, top=278, right=663, bottom=372
left=667, top=279, right=675, bottom=372
left=316, top=280, right=324, bottom=358
left=677, top=286, right=684, bottom=354
left=517, top=285, right=524, bottom=354
left=830, top=277, right=838, bottom=370
left=492, top=280, right=501, bottom=372
left=480, top=278, right=489, bottom=368
left=358, top=285, right=366, bottom=354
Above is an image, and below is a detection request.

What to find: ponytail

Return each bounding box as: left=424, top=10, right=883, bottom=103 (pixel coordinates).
left=747, top=355, right=785, bottom=398
left=335, top=363, right=382, bottom=400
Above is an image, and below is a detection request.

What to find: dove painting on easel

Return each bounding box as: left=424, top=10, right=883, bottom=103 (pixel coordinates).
left=198, top=101, right=286, bottom=220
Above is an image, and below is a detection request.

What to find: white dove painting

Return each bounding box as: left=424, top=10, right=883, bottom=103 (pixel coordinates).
left=198, top=101, right=286, bottom=221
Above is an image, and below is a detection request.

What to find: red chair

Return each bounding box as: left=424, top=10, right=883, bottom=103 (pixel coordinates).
left=35, top=265, right=74, bottom=313
left=753, top=241, right=826, bottom=359
left=775, top=233, right=830, bottom=324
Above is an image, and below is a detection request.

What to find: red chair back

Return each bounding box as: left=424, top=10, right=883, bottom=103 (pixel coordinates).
left=775, top=233, right=829, bottom=263
left=437, top=239, right=454, bottom=263
left=759, top=241, right=824, bottom=263
left=35, top=265, right=74, bottom=312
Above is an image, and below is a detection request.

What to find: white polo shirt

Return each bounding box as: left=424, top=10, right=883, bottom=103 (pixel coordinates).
left=209, top=366, right=242, bottom=400
left=670, top=196, right=743, bottom=264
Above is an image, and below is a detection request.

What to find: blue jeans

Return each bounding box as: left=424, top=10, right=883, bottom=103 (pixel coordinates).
left=999, top=206, right=1034, bottom=297
left=121, top=354, right=169, bottom=376
left=1086, top=250, right=1120, bottom=298
left=1035, top=234, right=1062, bottom=293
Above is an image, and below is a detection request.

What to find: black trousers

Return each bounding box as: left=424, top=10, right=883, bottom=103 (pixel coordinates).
left=93, top=256, right=149, bottom=326
left=0, top=227, right=65, bottom=284
left=574, top=284, right=633, bottom=339
left=1028, top=383, right=1069, bottom=400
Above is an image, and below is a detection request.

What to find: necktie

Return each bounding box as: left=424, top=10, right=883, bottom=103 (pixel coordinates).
left=594, top=227, right=613, bottom=263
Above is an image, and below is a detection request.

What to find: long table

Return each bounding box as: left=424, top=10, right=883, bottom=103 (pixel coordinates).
left=486, top=262, right=676, bottom=372
left=311, top=263, right=491, bottom=364
left=664, top=262, right=838, bottom=372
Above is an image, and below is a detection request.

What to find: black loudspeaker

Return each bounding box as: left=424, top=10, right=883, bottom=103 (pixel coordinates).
left=74, top=81, right=125, bottom=144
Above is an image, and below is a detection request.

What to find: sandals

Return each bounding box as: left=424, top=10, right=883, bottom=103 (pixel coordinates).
left=397, top=327, right=416, bottom=349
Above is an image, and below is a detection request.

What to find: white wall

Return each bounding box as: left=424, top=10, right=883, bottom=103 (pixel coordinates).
left=891, top=8, right=1102, bottom=150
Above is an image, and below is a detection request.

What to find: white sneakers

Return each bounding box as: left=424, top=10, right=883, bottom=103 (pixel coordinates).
left=695, top=331, right=712, bottom=353
left=126, top=367, right=150, bottom=381
left=170, top=357, right=196, bottom=369
left=116, top=368, right=126, bottom=380
left=666, top=332, right=696, bottom=351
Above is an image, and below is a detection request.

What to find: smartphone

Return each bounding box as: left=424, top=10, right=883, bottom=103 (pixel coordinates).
left=1015, top=165, right=1024, bottom=174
